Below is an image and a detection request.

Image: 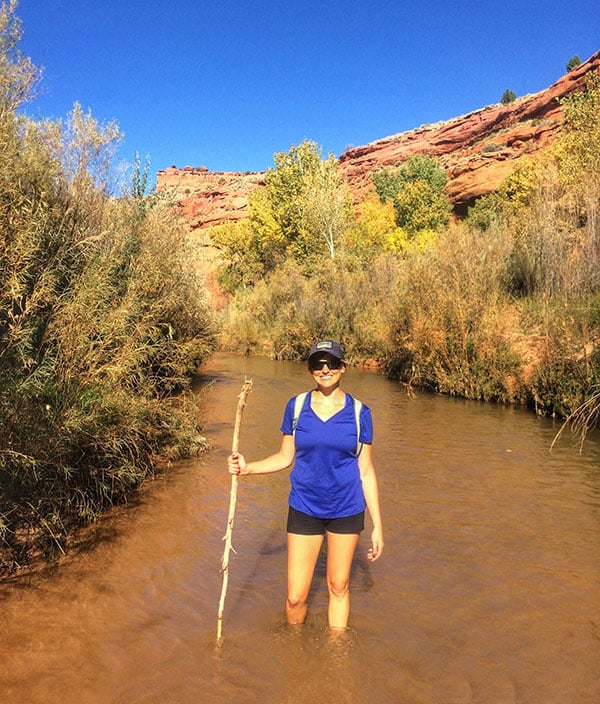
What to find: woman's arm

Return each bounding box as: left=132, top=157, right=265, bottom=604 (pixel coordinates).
left=358, top=443, right=384, bottom=561
left=228, top=434, right=295, bottom=476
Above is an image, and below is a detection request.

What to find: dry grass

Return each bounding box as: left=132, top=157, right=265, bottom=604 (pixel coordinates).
left=0, top=10, right=216, bottom=572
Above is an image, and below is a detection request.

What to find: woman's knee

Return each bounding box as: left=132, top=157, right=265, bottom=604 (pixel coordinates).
left=286, top=592, right=308, bottom=609
left=327, top=576, right=350, bottom=598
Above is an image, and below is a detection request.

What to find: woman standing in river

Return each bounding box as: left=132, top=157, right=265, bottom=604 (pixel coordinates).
left=228, top=339, right=384, bottom=631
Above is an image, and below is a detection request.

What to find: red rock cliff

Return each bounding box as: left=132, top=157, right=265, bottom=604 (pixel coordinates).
left=340, top=50, right=600, bottom=215
left=156, top=166, right=265, bottom=232
left=157, top=51, right=600, bottom=229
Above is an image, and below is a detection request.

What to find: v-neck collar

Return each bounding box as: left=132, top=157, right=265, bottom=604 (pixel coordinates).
left=308, top=391, right=348, bottom=423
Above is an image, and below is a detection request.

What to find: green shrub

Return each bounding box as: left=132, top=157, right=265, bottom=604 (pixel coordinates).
left=0, top=3, right=216, bottom=571
left=372, top=156, right=452, bottom=236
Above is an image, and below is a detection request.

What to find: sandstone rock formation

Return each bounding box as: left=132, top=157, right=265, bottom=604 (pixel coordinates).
left=157, top=51, right=600, bottom=230
left=156, top=166, right=264, bottom=232
left=340, top=50, right=600, bottom=215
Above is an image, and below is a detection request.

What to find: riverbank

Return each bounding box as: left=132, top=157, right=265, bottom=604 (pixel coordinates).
left=0, top=13, right=217, bottom=574
left=218, top=252, right=600, bottom=422
left=210, top=76, right=600, bottom=422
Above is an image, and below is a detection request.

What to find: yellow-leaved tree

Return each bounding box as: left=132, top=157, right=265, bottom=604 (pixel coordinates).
left=210, top=140, right=353, bottom=291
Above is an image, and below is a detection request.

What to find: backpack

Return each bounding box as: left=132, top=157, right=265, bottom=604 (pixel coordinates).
left=291, top=392, right=364, bottom=457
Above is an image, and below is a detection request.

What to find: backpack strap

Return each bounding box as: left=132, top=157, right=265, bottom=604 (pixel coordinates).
left=351, top=394, right=364, bottom=457
left=293, top=391, right=363, bottom=457
left=292, top=392, right=309, bottom=438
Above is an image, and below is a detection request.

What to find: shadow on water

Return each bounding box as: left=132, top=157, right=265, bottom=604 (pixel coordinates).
left=1, top=353, right=600, bottom=703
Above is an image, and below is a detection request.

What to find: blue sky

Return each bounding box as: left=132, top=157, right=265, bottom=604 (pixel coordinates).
left=17, top=0, right=599, bottom=184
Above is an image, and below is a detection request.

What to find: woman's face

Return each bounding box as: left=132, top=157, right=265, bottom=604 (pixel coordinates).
left=309, top=354, right=346, bottom=388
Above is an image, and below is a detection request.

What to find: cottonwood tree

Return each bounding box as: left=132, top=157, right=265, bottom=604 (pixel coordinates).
left=265, top=140, right=351, bottom=260
left=212, top=140, right=353, bottom=289
left=264, top=140, right=322, bottom=250
left=373, top=155, right=452, bottom=237
left=301, top=155, right=352, bottom=259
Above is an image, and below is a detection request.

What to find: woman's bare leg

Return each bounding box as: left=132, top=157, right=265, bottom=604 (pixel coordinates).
left=326, top=532, right=360, bottom=630
left=286, top=532, right=323, bottom=624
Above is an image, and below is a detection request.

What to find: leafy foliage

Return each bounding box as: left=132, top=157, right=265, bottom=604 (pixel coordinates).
left=211, top=140, right=352, bottom=291
left=373, top=156, right=452, bottom=236
left=0, top=2, right=215, bottom=571
left=210, top=218, right=268, bottom=293
left=345, top=193, right=400, bottom=256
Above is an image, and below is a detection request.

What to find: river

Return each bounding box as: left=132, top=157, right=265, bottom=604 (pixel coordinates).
left=1, top=353, right=599, bottom=704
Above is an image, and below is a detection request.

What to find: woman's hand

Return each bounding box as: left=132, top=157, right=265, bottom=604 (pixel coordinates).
left=227, top=451, right=247, bottom=475
left=367, top=526, right=384, bottom=562
left=227, top=435, right=294, bottom=477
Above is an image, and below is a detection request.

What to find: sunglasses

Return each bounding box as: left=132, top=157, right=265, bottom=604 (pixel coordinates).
left=309, top=358, right=343, bottom=371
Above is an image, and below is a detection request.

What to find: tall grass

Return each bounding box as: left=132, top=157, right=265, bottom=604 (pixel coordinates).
left=0, top=7, right=216, bottom=571
left=386, top=224, right=523, bottom=402
left=220, top=254, right=401, bottom=363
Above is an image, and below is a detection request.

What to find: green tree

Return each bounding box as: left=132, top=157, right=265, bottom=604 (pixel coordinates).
left=373, top=156, right=452, bottom=236
left=246, top=187, right=288, bottom=268
left=264, top=140, right=323, bottom=249
left=392, top=179, right=452, bottom=234
left=372, top=167, right=404, bottom=205
left=210, top=218, right=265, bottom=293
left=566, top=55, right=581, bottom=72
left=501, top=89, right=517, bottom=105
left=264, top=139, right=351, bottom=260
left=211, top=140, right=352, bottom=290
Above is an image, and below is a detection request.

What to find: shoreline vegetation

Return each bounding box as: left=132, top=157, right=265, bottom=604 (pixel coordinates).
left=211, top=73, right=600, bottom=431
left=0, top=3, right=216, bottom=575
left=1, top=1, right=599, bottom=575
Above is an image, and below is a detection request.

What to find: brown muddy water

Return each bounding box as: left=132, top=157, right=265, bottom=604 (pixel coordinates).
left=1, top=354, right=599, bottom=704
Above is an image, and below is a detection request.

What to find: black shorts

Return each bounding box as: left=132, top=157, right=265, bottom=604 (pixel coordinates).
left=287, top=506, right=365, bottom=535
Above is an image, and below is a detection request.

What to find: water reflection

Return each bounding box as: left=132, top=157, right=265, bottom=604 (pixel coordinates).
left=1, top=353, right=599, bottom=704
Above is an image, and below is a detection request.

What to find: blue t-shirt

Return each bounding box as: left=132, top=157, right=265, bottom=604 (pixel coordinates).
left=280, top=392, right=373, bottom=519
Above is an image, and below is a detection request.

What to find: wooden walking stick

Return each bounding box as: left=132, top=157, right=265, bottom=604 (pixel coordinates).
left=216, top=378, right=253, bottom=642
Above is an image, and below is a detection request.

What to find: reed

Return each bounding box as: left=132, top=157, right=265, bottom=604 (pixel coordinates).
left=0, top=11, right=216, bottom=572
left=219, top=255, right=401, bottom=362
